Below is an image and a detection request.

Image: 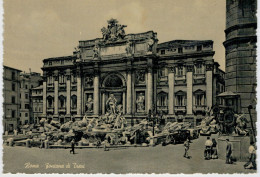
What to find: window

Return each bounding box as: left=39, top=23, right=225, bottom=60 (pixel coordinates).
left=59, top=95, right=65, bottom=108
left=195, top=63, right=204, bottom=74
left=31, top=85, right=33, bottom=89
left=158, top=67, right=167, bottom=78
left=177, top=66, right=184, bottom=76
left=47, top=76, right=54, bottom=84
left=12, top=83, right=15, bottom=91
left=12, top=72, right=15, bottom=80
left=25, top=113, right=28, bottom=117
left=176, top=95, right=185, bottom=106
left=25, top=85, right=28, bottom=89
left=25, top=120, right=28, bottom=124
left=25, top=104, right=29, bottom=109
left=71, top=95, right=77, bottom=108
left=47, top=96, right=53, bottom=108
left=12, top=110, right=16, bottom=118
left=11, top=96, right=15, bottom=104
left=157, top=93, right=168, bottom=107
left=71, top=74, right=77, bottom=83
left=59, top=74, right=65, bottom=83
left=197, top=45, right=202, bottom=51
left=161, top=50, right=165, bottom=55
left=25, top=93, right=29, bottom=99
left=49, top=61, right=52, bottom=66
left=178, top=48, right=183, bottom=53
left=195, top=94, right=204, bottom=106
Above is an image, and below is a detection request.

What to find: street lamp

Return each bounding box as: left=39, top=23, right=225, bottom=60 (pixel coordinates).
left=248, top=105, right=255, bottom=142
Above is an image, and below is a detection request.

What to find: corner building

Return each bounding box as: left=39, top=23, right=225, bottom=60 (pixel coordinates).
left=41, top=20, right=224, bottom=125
left=224, top=0, right=257, bottom=122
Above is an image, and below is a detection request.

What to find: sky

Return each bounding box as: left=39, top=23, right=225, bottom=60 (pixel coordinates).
left=3, top=0, right=226, bottom=73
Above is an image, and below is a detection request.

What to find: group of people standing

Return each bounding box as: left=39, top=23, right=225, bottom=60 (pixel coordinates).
left=204, top=137, right=218, bottom=160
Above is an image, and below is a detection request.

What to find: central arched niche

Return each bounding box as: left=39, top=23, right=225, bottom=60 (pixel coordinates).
left=104, top=74, right=123, bottom=87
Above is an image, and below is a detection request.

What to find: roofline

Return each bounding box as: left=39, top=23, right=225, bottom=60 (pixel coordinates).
left=158, top=40, right=213, bottom=46
left=43, top=55, right=75, bottom=62
left=3, top=65, right=22, bottom=72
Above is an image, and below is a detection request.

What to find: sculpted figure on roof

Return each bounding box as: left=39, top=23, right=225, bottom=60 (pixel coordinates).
left=101, top=18, right=127, bottom=42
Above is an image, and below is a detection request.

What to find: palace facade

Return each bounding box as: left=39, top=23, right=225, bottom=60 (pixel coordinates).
left=41, top=19, right=225, bottom=125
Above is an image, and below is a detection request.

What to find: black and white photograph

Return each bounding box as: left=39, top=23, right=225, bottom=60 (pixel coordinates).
left=1, top=0, right=258, bottom=174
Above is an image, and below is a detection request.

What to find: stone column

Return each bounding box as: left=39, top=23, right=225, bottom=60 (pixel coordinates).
left=126, top=69, right=132, bottom=114
left=54, top=73, right=59, bottom=116
left=186, top=65, right=193, bottom=115
left=206, top=64, right=213, bottom=110
left=76, top=70, right=82, bottom=116
left=147, top=66, right=153, bottom=113
left=123, top=92, right=126, bottom=114
left=42, top=77, right=47, bottom=117
left=66, top=72, right=71, bottom=116
left=93, top=70, right=100, bottom=116
left=102, top=93, right=105, bottom=115
left=168, top=66, right=175, bottom=115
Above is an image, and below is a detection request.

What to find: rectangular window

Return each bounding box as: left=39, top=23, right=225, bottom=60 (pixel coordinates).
left=12, top=110, right=15, bottom=118
left=11, top=96, right=15, bottom=104
left=25, top=104, right=30, bottom=109
left=195, top=95, right=203, bottom=106
left=25, top=85, right=28, bottom=89
left=12, top=72, right=15, bottom=80
left=161, top=50, right=165, bottom=55
left=195, top=64, right=203, bottom=74
left=59, top=74, right=65, bottom=83
left=12, top=83, right=15, bottom=91
left=197, top=45, right=202, bottom=51
left=25, top=120, right=28, bottom=124
left=178, top=48, right=183, bottom=53
left=176, top=95, right=185, bottom=106
left=25, top=113, right=28, bottom=117
left=25, top=93, right=29, bottom=99
left=177, top=66, right=184, bottom=76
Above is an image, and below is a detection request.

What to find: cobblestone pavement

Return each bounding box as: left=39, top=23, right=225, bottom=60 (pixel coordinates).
left=3, top=134, right=257, bottom=174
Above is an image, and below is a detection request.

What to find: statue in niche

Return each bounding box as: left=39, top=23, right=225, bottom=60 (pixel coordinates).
left=136, top=92, right=145, bottom=112
left=106, top=93, right=117, bottom=114
left=125, top=41, right=133, bottom=55
left=93, top=44, right=100, bottom=59
left=86, top=95, right=93, bottom=113
left=136, top=70, right=145, bottom=84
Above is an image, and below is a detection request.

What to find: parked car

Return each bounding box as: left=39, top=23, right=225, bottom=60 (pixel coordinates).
left=162, top=130, right=190, bottom=145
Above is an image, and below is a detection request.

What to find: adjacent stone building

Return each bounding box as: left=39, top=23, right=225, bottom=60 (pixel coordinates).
left=3, top=66, right=22, bottom=132
left=223, top=0, right=257, bottom=122
left=31, top=85, right=43, bottom=124
left=41, top=19, right=225, bottom=125
left=20, top=71, right=42, bottom=125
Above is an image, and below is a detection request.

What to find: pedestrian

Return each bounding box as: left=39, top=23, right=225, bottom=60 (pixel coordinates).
left=70, top=139, right=75, bottom=154
left=103, top=139, right=109, bottom=151
left=39, top=139, right=44, bottom=149
left=225, top=139, right=232, bottom=164
left=244, top=142, right=256, bottom=170
left=211, top=138, right=218, bottom=159
left=183, top=138, right=190, bottom=159
left=204, top=137, right=213, bottom=160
